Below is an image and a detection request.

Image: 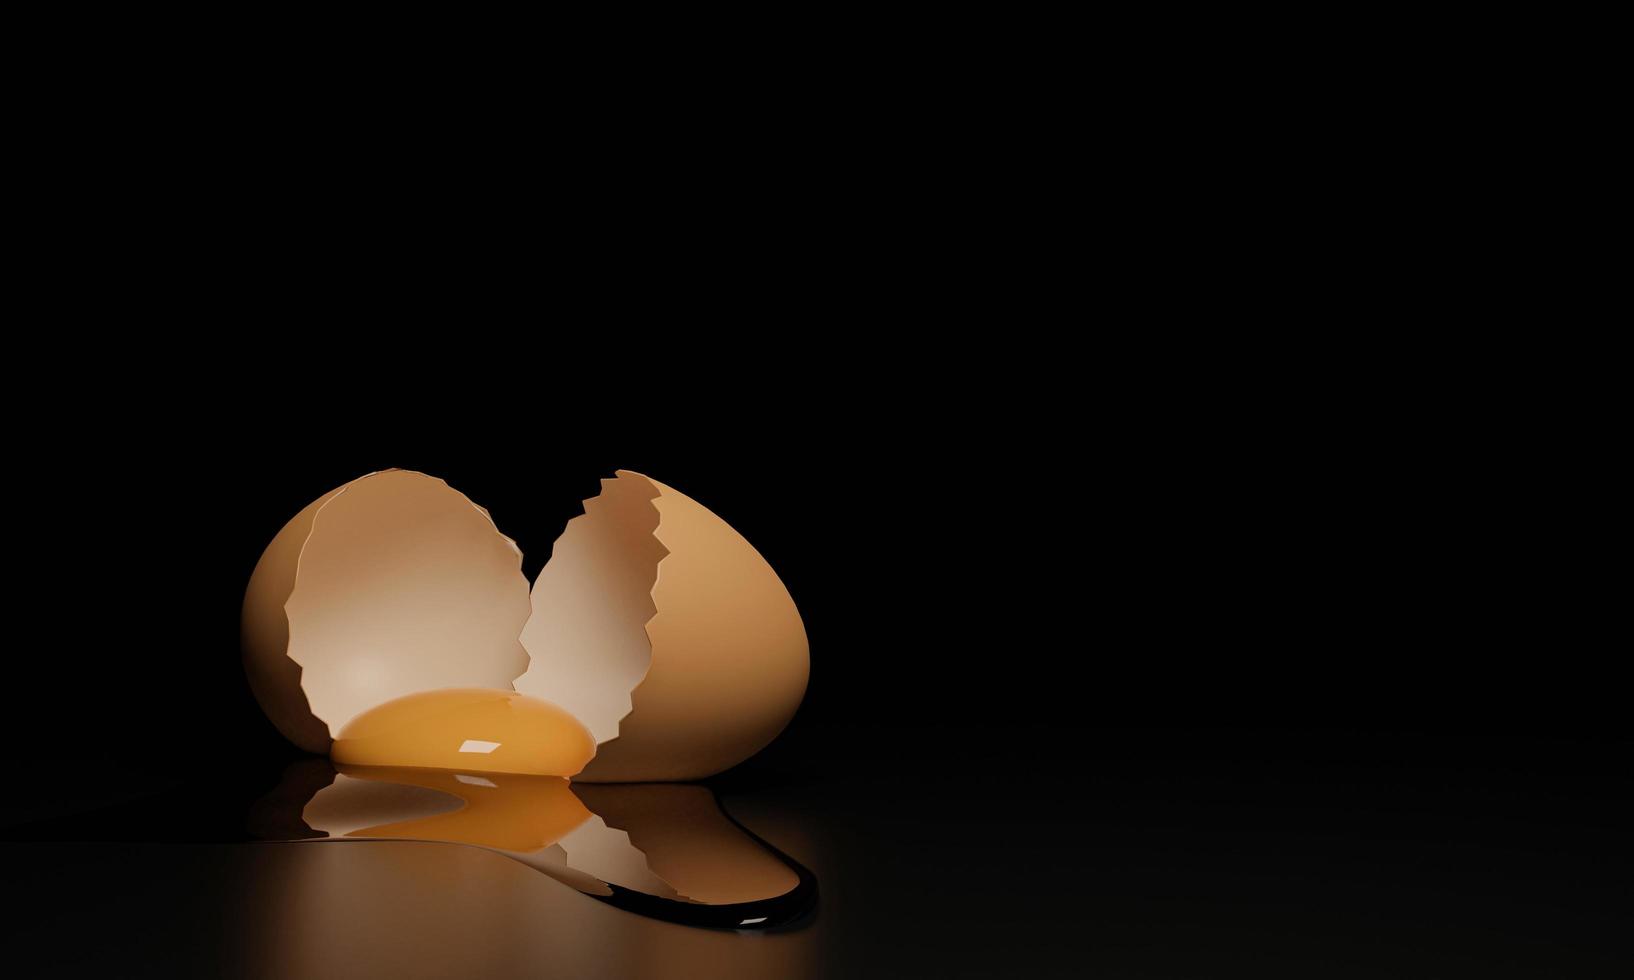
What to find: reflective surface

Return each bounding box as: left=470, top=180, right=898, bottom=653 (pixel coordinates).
left=0, top=837, right=823, bottom=980
left=5, top=729, right=1634, bottom=978
left=248, top=761, right=816, bottom=929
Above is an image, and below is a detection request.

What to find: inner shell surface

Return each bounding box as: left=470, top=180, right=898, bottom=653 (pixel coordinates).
left=284, top=470, right=533, bottom=736
left=514, top=472, right=664, bottom=743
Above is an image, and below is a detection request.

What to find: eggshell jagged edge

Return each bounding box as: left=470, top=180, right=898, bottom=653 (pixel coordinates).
left=515, top=472, right=667, bottom=748
left=516, top=470, right=810, bottom=783
left=242, top=469, right=533, bottom=754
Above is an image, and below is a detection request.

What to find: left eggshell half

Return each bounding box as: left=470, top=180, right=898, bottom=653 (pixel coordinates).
left=242, top=469, right=534, bottom=753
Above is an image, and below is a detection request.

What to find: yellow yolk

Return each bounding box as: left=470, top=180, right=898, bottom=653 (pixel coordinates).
left=330, top=688, right=596, bottom=776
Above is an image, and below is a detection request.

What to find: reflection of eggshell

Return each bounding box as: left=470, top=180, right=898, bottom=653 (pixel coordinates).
left=308, top=768, right=593, bottom=855
left=516, top=470, right=809, bottom=782
left=570, top=783, right=801, bottom=903
left=253, top=763, right=813, bottom=923
left=242, top=470, right=532, bottom=753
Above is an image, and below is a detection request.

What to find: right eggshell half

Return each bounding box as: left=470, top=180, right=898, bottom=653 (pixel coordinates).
left=516, top=471, right=809, bottom=782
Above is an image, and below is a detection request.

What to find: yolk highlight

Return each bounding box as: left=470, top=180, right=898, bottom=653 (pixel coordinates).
left=330, top=688, right=596, bottom=776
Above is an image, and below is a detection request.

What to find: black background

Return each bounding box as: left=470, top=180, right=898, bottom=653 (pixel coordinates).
left=6, top=376, right=1617, bottom=761
left=3, top=367, right=1629, bottom=976
left=2, top=30, right=1620, bottom=972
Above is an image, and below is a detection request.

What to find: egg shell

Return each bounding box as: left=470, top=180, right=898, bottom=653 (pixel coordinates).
left=242, top=470, right=532, bottom=753
left=516, top=470, right=809, bottom=782
left=244, top=467, right=808, bottom=781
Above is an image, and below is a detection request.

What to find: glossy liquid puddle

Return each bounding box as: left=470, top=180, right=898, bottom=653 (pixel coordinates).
left=247, top=760, right=817, bottom=930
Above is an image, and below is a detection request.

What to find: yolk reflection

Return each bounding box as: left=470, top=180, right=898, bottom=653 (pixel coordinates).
left=316, top=766, right=594, bottom=853
left=330, top=688, right=596, bottom=776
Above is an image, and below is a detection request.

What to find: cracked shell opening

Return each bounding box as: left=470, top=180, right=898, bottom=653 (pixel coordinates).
left=243, top=470, right=534, bottom=750
left=513, top=471, right=665, bottom=744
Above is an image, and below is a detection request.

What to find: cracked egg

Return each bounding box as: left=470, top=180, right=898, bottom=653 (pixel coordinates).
left=242, top=469, right=808, bottom=782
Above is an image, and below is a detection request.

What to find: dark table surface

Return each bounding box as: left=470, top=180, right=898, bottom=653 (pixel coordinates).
left=4, top=723, right=1630, bottom=979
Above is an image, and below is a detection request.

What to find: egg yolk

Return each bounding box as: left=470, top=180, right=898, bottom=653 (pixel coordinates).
left=330, top=688, right=596, bottom=776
